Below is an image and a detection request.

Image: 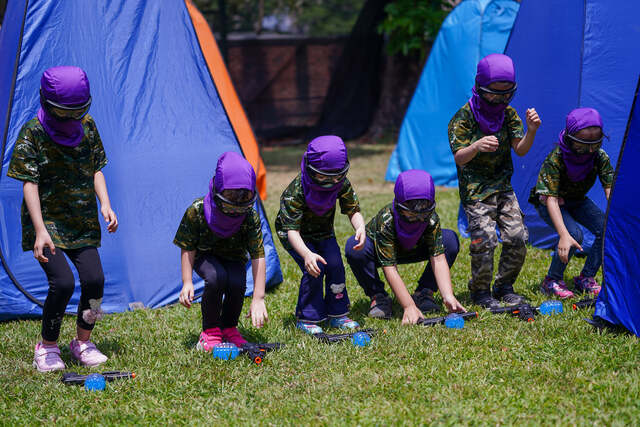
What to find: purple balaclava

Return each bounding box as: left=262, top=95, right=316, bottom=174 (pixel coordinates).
left=558, top=107, right=603, bottom=182
left=37, top=66, right=91, bottom=147
left=392, top=170, right=435, bottom=250
left=203, top=152, right=256, bottom=238
left=300, top=135, right=348, bottom=216
left=469, top=53, right=516, bottom=135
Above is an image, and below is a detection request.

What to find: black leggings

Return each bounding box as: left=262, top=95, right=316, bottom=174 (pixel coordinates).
left=194, top=255, right=247, bottom=331
left=39, top=247, right=105, bottom=342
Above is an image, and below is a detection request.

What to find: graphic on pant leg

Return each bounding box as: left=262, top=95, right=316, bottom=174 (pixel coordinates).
left=82, top=298, right=104, bottom=325
left=330, top=283, right=346, bottom=299
left=466, top=199, right=498, bottom=292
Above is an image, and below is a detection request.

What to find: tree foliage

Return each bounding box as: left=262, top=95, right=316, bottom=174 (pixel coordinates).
left=378, top=0, right=459, bottom=59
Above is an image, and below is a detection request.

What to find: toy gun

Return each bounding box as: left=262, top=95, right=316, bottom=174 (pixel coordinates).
left=239, top=343, right=283, bottom=365
left=61, top=371, right=135, bottom=386
left=572, top=298, right=596, bottom=310
left=490, top=304, right=538, bottom=322
left=313, top=328, right=376, bottom=344
left=417, top=311, right=478, bottom=326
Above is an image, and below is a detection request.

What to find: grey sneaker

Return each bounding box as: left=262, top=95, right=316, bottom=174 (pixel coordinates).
left=471, top=290, right=501, bottom=309
left=368, top=293, right=392, bottom=319
left=493, top=285, right=527, bottom=306
left=411, top=288, right=441, bottom=314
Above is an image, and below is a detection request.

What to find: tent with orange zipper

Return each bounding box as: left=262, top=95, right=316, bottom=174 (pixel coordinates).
left=0, top=0, right=282, bottom=319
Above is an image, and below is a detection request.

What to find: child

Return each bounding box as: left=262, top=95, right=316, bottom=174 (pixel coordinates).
left=529, top=108, right=613, bottom=298
left=174, top=151, right=268, bottom=351
left=275, top=135, right=366, bottom=334
left=448, top=53, right=541, bottom=308
left=345, top=170, right=466, bottom=324
left=7, top=66, right=118, bottom=371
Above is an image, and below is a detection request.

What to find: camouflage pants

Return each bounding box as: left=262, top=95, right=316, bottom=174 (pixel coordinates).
left=464, top=191, right=528, bottom=293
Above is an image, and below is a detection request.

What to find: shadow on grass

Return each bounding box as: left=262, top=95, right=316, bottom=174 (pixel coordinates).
left=182, top=331, right=199, bottom=350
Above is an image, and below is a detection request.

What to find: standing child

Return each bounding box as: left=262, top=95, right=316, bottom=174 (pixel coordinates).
left=345, top=170, right=466, bottom=324
left=174, top=152, right=268, bottom=351
left=275, top=136, right=366, bottom=334
left=7, top=66, right=118, bottom=371
left=448, top=53, right=541, bottom=308
left=529, top=108, right=613, bottom=298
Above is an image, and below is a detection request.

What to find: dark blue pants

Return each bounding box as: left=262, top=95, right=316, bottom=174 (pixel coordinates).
left=194, top=254, right=247, bottom=330
left=535, top=198, right=605, bottom=280
left=287, top=237, right=350, bottom=323
left=345, top=229, right=460, bottom=299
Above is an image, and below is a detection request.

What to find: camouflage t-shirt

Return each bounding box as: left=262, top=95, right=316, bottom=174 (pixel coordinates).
left=529, top=146, right=614, bottom=206
left=7, top=116, right=108, bottom=251
left=448, top=103, right=525, bottom=205
left=365, top=203, right=445, bottom=267
left=173, top=197, right=265, bottom=262
left=274, top=174, right=360, bottom=250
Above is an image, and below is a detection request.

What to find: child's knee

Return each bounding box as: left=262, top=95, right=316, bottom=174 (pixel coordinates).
left=469, top=229, right=498, bottom=253
left=566, top=224, right=584, bottom=244
left=442, top=229, right=460, bottom=255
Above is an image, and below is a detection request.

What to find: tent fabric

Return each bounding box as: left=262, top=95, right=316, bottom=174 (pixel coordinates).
left=596, top=78, right=640, bottom=337
left=385, top=0, right=520, bottom=185
left=0, top=0, right=282, bottom=320
left=479, top=0, right=640, bottom=250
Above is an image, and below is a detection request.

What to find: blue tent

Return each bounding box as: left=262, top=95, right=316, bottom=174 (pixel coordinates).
left=0, top=0, right=282, bottom=320
left=385, top=0, right=520, bottom=185
left=596, top=79, right=640, bottom=337
left=500, top=0, right=640, bottom=250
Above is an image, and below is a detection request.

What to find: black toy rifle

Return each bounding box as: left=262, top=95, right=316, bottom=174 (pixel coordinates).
left=61, top=371, right=136, bottom=386
left=490, top=304, right=537, bottom=322
left=417, top=311, right=479, bottom=326
left=312, top=328, right=376, bottom=344
left=239, top=342, right=283, bottom=365
left=572, top=298, right=596, bottom=310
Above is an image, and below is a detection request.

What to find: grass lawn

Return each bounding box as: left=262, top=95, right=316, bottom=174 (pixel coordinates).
left=1, top=142, right=638, bottom=425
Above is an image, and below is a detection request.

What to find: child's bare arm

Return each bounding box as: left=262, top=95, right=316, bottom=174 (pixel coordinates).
left=24, top=181, right=55, bottom=263
left=179, top=249, right=196, bottom=307
left=512, top=108, right=541, bottom=156
left=348, top=212, right=366, bottom=250
left=287, top=230, right=326, bottom=278
left=382, top=265, right=424, bottom=324
left=430, top=254, right=466, bottom=313
left=94, top=171, right=118, bottom=233
left=249, top=257, right=268, bottom=328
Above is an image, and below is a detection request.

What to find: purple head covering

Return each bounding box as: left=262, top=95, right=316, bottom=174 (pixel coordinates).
left=392, top=170, right=435, bottom=250
left=558, top=107, right=603, bottom=182
left=203, top=152, right=257, bottom=238
left=37, top=66, right=91, bottom=147
left=469, top=54, right=515, bottom=135
left=300, top=135, right=348, bottom=216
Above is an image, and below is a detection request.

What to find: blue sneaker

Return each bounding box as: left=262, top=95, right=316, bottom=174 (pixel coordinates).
left=296, top=321, right=324, bottom=335
left=329, top=316, right=360, bottom=330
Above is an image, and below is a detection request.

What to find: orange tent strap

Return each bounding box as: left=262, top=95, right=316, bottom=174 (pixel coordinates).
left=185, top=0, right=267, bottom=200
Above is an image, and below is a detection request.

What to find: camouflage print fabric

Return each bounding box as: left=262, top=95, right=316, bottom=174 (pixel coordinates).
left=275, top=174, right=360, bottom=251
left=365, top=203, right=445, bottom=267
left=529, top=146, right=614, bottom=206
left=464, top=191, right=528, bottom=292
left=7, top=116, right=108, bottom=251
left=173, top=198, right=264, bottom=262
left=448, top=103, right=525, bottom=205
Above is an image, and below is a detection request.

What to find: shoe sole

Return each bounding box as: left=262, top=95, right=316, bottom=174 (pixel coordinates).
left=32, top=360, right=65, bottom=372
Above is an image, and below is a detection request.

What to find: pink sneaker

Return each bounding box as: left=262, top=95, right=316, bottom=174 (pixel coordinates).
left=70, top=338, right=108, bottom=367
left=573, top=274, right=601, bottom=296
left=33, top=342, right=66, bottom=372
left=221, top=327, right=247, bottom=347
left=196, top=327, right=223, bottom=352
left=540, top=276, right=575, bottom=299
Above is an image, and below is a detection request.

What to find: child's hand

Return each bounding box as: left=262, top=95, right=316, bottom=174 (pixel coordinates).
left=249, top=297, right=268, bottom=328
left=402, top=305, right=424, bottom=325
left=558, top=234, right=583, bottom=264
left=352, top=226, right=366, bottom=250
left=304, top=252, right=327, bottom=278
left=179, top=282, right=194, bottom=308
left=101, top=205, right=118, bottom=233
left=526, top=108, right=541, bottom=131
left=474, top=136, right=499, bottom=152
left=33, top=230, right=56, bottom=263
left=443, top=295, right=466, bottom=313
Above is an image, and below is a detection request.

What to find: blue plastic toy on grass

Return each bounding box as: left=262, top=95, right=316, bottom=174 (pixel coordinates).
left=538, top=300, right=563, bottom=315
left=444, top=313, right=465, bottom=329
left=213, top=343, right=239, bottom=360
left=351, top=332, right=371, bottom=347
left=84, top=373, right=106, bottom=391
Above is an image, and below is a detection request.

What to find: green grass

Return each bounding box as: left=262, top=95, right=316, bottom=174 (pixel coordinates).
left=1, top=143, right=639, bottom=425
